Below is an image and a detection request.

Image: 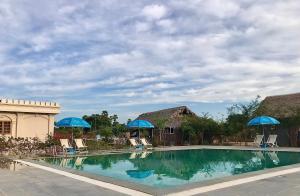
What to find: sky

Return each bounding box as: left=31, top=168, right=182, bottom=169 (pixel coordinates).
left=0, top=0, right=300, bottom=123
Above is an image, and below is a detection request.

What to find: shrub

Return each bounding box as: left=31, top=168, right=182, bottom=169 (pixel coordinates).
left=85, top=139, right=128, bottom=151
left=85, top=140, right=111, bottom=150
left=0, top=136, right=7, bottom=150
left=45, top=134, right=60, bottom=147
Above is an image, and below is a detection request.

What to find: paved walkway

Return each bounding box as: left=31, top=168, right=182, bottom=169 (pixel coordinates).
left=203, top=172, right=300, bottom=196
left=0, top=166, right=125, bottom=196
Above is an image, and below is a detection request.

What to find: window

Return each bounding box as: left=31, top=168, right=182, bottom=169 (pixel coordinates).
left=0, top=121, right=11, bottom=135
left=164, top=127, right=174, bottom=134
left=170, top=128, right=174, bottom=134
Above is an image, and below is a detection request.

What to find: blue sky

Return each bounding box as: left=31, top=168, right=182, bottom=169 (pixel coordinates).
left=0, top=0, right=300, bottom=123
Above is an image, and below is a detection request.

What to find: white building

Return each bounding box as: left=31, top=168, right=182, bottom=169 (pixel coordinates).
left=0, top=99, right=60, bottom=141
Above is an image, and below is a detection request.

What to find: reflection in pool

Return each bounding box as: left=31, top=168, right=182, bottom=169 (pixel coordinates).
left=126, top=170, right=154, bottom=179
left=40, top=149, right=300, bottom=188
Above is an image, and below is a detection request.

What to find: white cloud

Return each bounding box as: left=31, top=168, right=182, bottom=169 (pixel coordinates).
left=31, top=34, right=52, bottom=52
left=156, top=19, right=175, bottom=33
left=202, top=0, right=240, bottom=18
left=0, top=0, right=300, bottom=121
left=142, top=4, right=168, bottom=20
left=135, top=22, right=152, bottom=32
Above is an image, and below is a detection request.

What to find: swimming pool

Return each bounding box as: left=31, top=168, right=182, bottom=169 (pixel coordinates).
left=40, top=149, right=300, bottom=188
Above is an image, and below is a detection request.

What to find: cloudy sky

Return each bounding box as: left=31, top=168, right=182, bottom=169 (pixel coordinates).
left=0, top=0, right=299, bottom=122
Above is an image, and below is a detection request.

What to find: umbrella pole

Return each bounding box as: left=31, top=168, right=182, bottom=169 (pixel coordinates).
left=151, top=128, right=153, bottom=140
left=72, top=127, right=74, bottom=141
left=263, top=126, right=266, bottom=149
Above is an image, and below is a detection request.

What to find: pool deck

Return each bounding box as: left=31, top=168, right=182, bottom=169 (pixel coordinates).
left=2, top=165, right=300, bottom=196
left=202, top=172, right=300, bottom=196
left=0, top=166, right=126, bottom=196
left=2, top=145, right=300, bottom=196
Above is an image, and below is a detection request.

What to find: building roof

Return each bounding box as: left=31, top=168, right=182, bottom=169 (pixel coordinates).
left=258, top=93, right=300, bottom=118
left=137, top=106, right=196, bottom=128
left=0, top=99, right=60, bottom=114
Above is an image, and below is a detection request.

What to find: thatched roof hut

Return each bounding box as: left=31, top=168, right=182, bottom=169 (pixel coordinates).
left=258, top=92, right=300, bottom=119
left=137, top=106, right=196, bottom=128
left=136, top=106, right=197, bottom=145
left=258, top=92, right=300, bottom=147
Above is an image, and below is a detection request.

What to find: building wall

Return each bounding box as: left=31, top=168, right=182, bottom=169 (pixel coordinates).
left=0, top=99, right=60, bottom=141
left=155, top=128, right=183, bottom=146
left=276, top=126, right=291, bottom=147
left=0, top=112, right=56, bottom=141
left=286, top=126, right=300, bottom=147
left=260, top=126, right=299, bottom=147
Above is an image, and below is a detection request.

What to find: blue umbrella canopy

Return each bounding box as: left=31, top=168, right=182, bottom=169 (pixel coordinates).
left=127, top=119, right=154, bottom=128
left=56, top=117, right=91, bottom=128
left=247, top=116, right=280, bottom=126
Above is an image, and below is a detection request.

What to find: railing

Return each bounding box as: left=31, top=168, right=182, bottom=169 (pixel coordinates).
left=0, top=99, right=59, bottom=107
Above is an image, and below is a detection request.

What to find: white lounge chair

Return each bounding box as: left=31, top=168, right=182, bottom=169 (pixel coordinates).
left=60, top=139, right=74, bottom=154
left=253, top=135, right=264, bottom=147
left=129, top=138, right=142, bottom=149
left=266, top=135, right=278, bottom=147
left=140, top=138, right=153, bottom=149
left=74, top=139, right=88, bottom=153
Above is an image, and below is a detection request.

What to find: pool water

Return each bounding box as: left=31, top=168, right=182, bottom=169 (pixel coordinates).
left=40, top=149, right=300, bottom=188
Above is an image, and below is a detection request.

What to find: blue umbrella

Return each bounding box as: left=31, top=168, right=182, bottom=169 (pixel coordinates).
left=56, top=117, right=91, bottom=140
left=127, top=120, right=154, bottom=139
left=56, top=117, right=91, bottom=128
left=247, top=116, right=280, bottom=126
left=247, top=116, right=280, bottom=147
left=127, top=120, right=154, bottom=128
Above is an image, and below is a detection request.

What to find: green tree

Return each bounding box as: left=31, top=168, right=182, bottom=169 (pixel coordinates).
left=112, top=123, right=127, bottom=136
left=181, top=121, right=196, bottom=144
left=181, top=115, right=220, bottom=144
left=101, top=127, right=113, bottom=140
left=83, top=111, right=122, bottom=136
left=224, top=95, right=262, bottom=140
left=154, top=118, right=167, bottom=146
left=224, top=114, right=247, bottom=136
left=99, top=110, right=112, bottom=127
left=110, top=114, right=118, bottom=126
left=227, top=95, right=261, bottom=119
